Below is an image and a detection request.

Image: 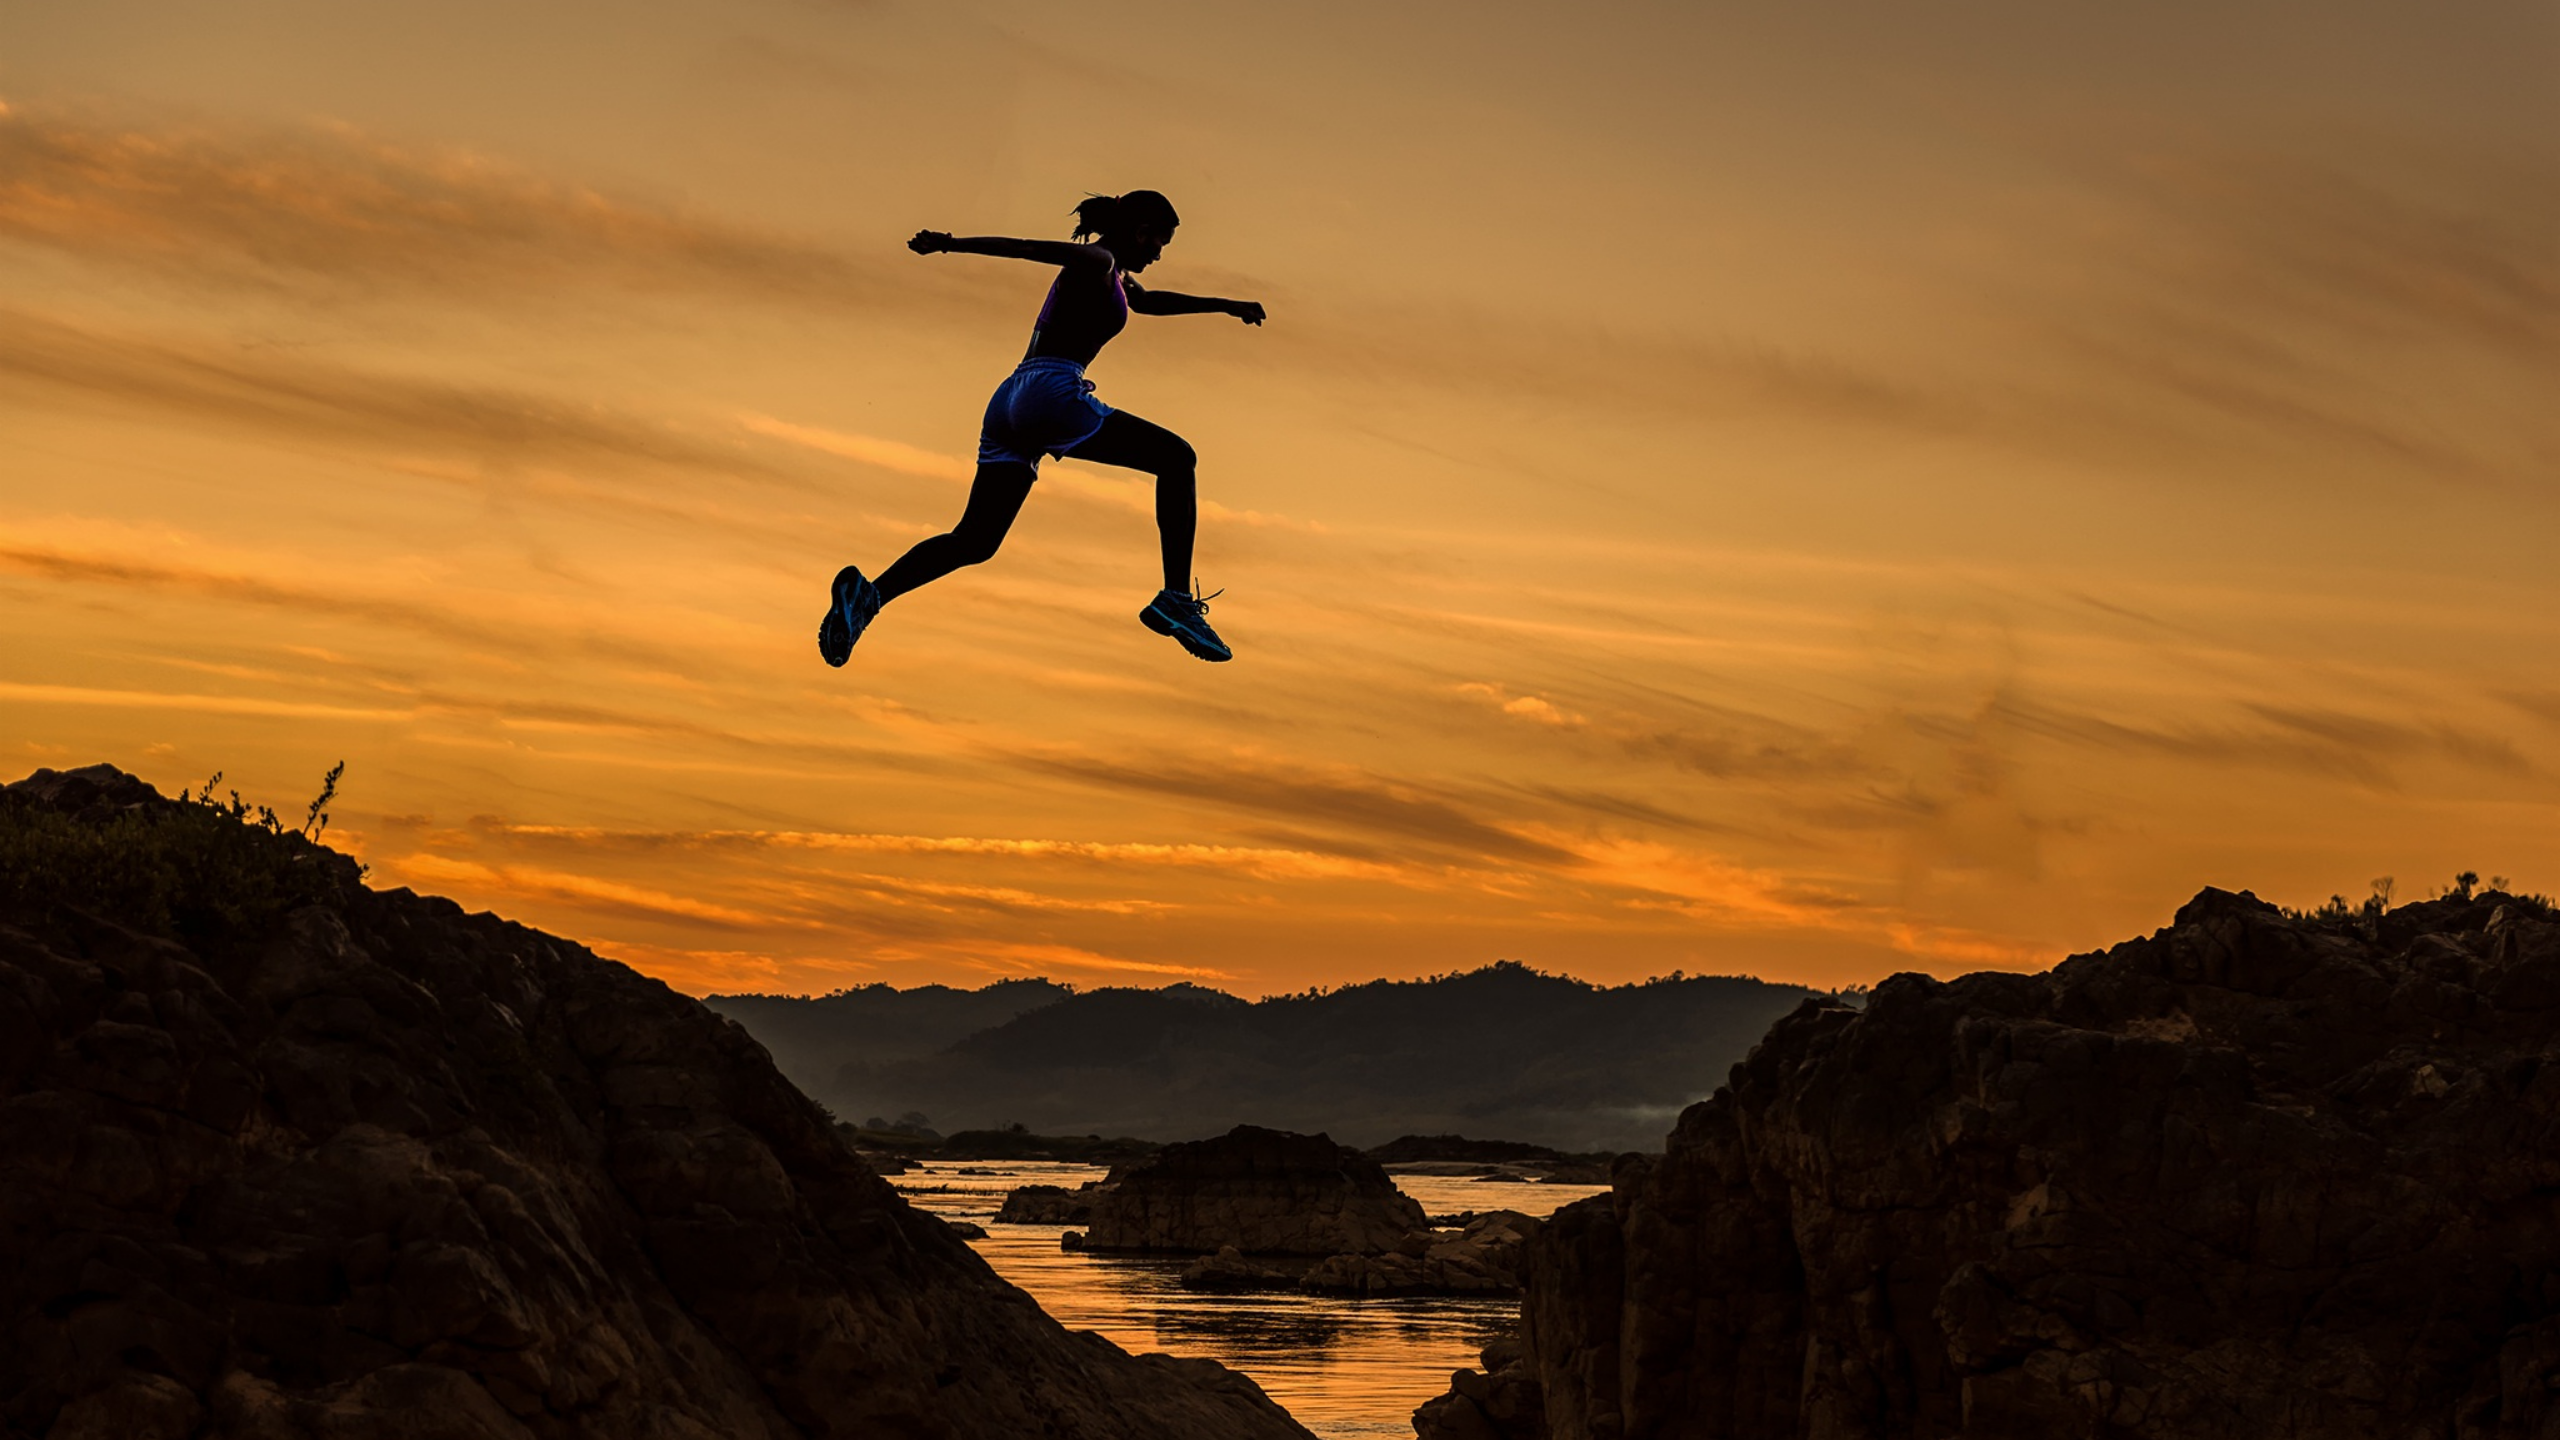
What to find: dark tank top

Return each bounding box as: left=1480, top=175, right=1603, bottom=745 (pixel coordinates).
left=1025, top=264, right=1131, bottom=366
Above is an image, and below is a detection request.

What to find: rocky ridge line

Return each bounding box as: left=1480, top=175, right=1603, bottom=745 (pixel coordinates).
left=1422, top=885, right=2560, bottom=1440
left=0, top=765, right=1310, bottom=1440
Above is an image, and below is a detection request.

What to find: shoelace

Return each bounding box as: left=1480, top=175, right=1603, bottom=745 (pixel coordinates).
left=1173, top=578, right=1224, bottom=615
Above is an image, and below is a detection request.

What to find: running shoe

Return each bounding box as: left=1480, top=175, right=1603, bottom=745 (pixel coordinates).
left=1140, top=583, right=1232, bottom=663
left=818, top=565, right=883, bottom=667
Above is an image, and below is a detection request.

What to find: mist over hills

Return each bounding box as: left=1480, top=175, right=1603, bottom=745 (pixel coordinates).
left=710, top=962, right=1824, bottom=1152
left=707, top=977, right=1070, bottom=1084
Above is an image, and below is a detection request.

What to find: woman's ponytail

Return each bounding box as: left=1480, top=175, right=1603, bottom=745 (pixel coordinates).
left=1071, top=190, right=1179, bottom=242
left=1071, top=194, right=1123, bottom=241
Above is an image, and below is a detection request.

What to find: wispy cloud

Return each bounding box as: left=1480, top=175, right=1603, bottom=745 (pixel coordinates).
left=391, top=853, right=772, bottom=928
left=2499, top=691, right=2560, bottom=728
left=1884, top=922, right=2053, bottom=970
left=0, top=680, right=408, bottom=723
left=2123, top=150, right=2560, bottom=356
left=739, top=413, right=974, bottom=482
left=956, top=942, right=1233, bottom=981
left=486, top=821, right=1403, bottom=882
left=1566, top=835, right=1864, bottom=926
left=2027, top=146, right=2560, bottom=483
left=0, top=106, right=1002, bottom=316
left=1013, top=749, right=1577, bottom=865
left=1995, top=694, right=2532, bottom=787
left=1456, top=681, right=1585, bottom=728
left=0, top=534, right=691, bottom=671
left=0, top=308, right=792, bottom=483
left=1505, top=784, right=1747, bottom=838
left=0, top=107, right=1982, bottom=444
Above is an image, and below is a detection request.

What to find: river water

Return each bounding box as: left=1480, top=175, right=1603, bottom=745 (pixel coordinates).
left=895, top=1161, right=1607, bottom=1439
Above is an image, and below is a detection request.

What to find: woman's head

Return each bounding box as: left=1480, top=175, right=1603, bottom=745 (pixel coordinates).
left=1072, top=190, right=1179, bottom=270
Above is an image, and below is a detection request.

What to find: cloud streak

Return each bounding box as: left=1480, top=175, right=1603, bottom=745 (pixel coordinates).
left=1013, top=750, right=1577, bottom=866
left=0, top=307, right=793, bottom=483
left=484, top=821, right=1404, bottom=882
left=0, top=680, right=407, bottom=724
left=0, top=535, right=685, bottom=671
left=1995, top=694, right=2533, bottom=787
left=0, top=106, right=1006, bottom=317
left=2025, top=146, right=2560, bottom=484
left=0, top=107, right=1983, bottom=444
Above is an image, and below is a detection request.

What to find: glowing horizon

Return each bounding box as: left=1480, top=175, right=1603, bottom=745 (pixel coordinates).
left=4, top=1, right=2555, bottom=997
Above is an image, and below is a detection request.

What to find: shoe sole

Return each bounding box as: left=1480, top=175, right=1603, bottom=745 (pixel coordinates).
left=1141, top=604, right=1232, bottom=663
left=819, top=567, right=867, bottom=668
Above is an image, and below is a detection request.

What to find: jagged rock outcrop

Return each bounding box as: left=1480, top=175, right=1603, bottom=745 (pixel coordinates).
left=1177, top=1247, right=1298, bottom=1293
left=0, top=765, right=1310, bottom=1440
left=1302, top=1210, right=1539, bottom=1298
left=1414, top=1338, right=1543, bottom=1440
left=1366, top=1135, right=1572, bottom=1166
left=994, top=1183, right=1099, bottom=1226
left=1424, top=885, right=2560, bottom=1439
left=1080, top=1124, right=1427, bottom=1256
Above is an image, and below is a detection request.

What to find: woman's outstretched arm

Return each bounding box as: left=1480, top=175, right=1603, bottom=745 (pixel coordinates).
left=1126, top=281, right=1266, bottom=325
left=909, top=230, right=1112, bottom=269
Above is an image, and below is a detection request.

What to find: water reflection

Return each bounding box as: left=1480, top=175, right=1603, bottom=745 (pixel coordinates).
left=1161, top=1305, right=1351, bottom=1352
left=895, top=1161, right=1606, bottom=1440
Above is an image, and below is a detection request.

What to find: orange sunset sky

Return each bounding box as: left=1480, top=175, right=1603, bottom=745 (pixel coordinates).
left=3, top=1, right=2555, bottom=997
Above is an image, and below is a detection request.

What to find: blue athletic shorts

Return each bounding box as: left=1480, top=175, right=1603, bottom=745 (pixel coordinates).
left=978, top=357, right=1113, bottom=469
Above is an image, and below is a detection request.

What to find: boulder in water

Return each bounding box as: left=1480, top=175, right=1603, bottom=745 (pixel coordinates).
left=1179, top=1246, right=1299, bottom=1293
left=995, top=1181, right=1100, bottom=1225
left=1301, top=1211, right=1539, bottom=1297
left=1413, top=1338, right=1543, bottom=1440
left=1080, top=1124, right=1426, bottom=1256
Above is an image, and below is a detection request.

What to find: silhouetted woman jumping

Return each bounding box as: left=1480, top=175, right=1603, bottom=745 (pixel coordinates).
left=819, top=189, right=1264, bottom=667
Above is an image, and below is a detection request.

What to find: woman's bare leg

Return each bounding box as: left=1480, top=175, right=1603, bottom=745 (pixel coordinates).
left=1058, top=411, right=1197, bottom=593
left=873, top=461, right=1038, bottom=602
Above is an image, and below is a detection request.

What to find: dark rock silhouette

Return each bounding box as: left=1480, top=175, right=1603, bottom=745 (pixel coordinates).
left=1171, top=1211, right=1544, bottom=1299
left=1365, top=1134, right=1578, bottom=1166
left=0, top=765, right=1309, bottom=1440
left=1178, top=1247, right=1298, bottom=1293
left=1301, top=1210, right=1539, bottom=1298
left=993, top=1182, right=1099, bottom=1225
left=1079, top=1125, right=1427, bottom=1256
left=1414, top=1338, right=1543, bottom=1440
left=1420, top=885, right=2560, bottom=1439
left=727, top=966, right=1819, bottom=1152
left=930, top=1128, right=1158, bottom=1164
left=709, top=979, right=1070, bottom=1075
left=1369, top=1134, right=1613, bottom=1184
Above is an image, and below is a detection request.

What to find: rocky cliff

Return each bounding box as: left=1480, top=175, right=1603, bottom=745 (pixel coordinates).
left=1079, top=1125, right=1427, bottom=1256
left=1422, top=885, right=2560, bottom=1440
left=0, top=765, right=1309, bottom=1440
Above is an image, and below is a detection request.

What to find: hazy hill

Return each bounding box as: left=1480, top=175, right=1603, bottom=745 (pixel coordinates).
left=707, top=977, right=1070, bottom=1088
left=722, top=962, right=1822, bottom=1152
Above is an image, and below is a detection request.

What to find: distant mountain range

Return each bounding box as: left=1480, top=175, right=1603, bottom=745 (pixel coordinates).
left=710, top=977, right=1071, bottom=1087
left=708, top=962, right=1823, bottom=1152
